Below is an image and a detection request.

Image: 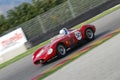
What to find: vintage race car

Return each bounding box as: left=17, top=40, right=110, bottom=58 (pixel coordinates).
left=32, top=24, right=96, bottom=65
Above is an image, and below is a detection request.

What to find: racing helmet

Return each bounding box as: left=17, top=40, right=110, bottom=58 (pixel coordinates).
left=59, top=28, right=69, bottom=35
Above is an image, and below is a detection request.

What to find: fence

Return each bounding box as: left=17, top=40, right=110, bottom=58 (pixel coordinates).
left=1, top=0, right=110, bottom=40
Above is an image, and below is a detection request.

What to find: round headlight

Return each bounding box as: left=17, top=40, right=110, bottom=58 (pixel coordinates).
left=47, top=48, right=53, bottom=54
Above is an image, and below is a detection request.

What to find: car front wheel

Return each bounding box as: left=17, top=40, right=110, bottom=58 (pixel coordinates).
left=57, top=44, right=66, bottom=57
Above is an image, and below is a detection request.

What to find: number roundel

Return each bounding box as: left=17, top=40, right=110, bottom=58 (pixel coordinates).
left=74, top=31, right=82, bottom=40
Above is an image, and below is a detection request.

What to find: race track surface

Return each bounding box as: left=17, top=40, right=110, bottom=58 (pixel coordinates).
left=0, top=9, right=120, bottom=80
left=44, top=30, right=120, bottom=80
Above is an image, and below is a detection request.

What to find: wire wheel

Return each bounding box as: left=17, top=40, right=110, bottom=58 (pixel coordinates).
left=57, top=44, right=66, bottom=57
left=85, top=28, right=94, bottom=41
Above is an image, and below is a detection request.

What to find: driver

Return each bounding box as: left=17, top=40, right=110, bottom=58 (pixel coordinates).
left=59, top=28, right=69, bottom=35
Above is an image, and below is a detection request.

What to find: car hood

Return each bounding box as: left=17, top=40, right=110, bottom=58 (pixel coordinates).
left=33, top=44, right=54, bottom=60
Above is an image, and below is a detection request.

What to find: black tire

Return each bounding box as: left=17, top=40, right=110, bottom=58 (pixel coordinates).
left=56, top=44, right=66, bottom=58
left=85, top=28, right=95, bottom=41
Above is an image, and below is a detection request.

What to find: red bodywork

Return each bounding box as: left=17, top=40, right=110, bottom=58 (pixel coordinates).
left=32, top=24, right=96, bottom=65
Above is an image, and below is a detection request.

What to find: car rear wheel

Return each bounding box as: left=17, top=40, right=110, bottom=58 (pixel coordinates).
left=85, top=28, right=95, bottom=41
left=57, top=44, right=66, bottom=57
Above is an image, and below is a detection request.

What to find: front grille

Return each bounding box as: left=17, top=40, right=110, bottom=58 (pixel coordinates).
left=34, top=60, right=40, bottom=64
left=34, top=59, right=44, bottom=64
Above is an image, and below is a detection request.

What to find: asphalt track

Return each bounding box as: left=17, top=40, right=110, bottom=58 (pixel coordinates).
left=0, top=9, right=120, bottom=80
left=44, top=29, right=120, bottom=80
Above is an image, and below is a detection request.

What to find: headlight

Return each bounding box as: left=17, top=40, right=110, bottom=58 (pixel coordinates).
left=36, top=49, right=44, bottom=58
left=47, top=48, right=53, bottom=54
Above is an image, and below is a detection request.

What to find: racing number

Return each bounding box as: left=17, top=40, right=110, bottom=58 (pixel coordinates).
left=74, top=31, right=82, bottom=40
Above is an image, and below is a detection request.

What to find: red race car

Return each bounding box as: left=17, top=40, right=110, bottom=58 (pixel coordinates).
left=32, top=24, right=96, bottom=65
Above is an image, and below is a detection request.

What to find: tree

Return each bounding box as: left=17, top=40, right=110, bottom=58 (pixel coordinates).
left=0, top=15, right=9, bottom=34
left=0, top=15, right=6, bottom=25
left=7, top=2, right=37, bottom=28
left=0, top=0, right=67, bottom=35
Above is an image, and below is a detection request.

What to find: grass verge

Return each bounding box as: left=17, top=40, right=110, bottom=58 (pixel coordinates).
left=0, top=4, right=120, bottom=69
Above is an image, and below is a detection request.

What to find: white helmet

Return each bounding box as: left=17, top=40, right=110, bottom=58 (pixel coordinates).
left=59, top=28, right=69, bottom=35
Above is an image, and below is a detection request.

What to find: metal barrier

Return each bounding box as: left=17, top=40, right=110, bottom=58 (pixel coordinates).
left=1, top=0, right=110, bottom=40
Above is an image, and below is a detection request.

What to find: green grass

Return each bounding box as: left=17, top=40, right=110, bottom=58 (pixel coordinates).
left=0, top=4, right=120, bottom=69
